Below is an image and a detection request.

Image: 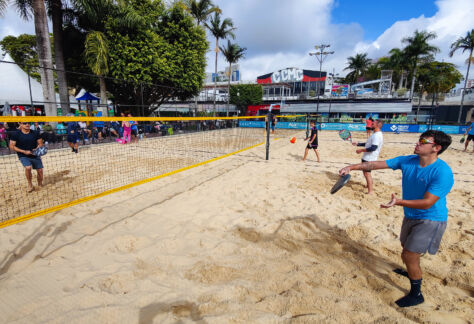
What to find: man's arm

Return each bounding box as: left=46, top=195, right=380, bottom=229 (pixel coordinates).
left=464, top=126, right=472, bottom=136
left=380, top=192, right=440, bottom=209
left=339, top=160, right=389, bottom=175
left=9, top=140, right=33, bottom=155
left=309, top=134, right=316, bottom=143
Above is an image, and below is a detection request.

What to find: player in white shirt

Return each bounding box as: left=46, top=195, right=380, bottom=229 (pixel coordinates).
left=352, top=119, right=384, bottom=194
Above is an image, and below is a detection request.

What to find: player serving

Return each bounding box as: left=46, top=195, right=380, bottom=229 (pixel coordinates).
left=339, top=130, right=454, bottom=307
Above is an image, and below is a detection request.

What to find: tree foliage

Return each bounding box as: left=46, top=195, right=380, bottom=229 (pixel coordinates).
left=0, top=33, right=42, bottom=81
left=229, top=84, right=262, bottom=115
left=105, top=0, right=208, bottom=115
left=344, top=53, right=371, bottom=84
left=417, top=61, right=463, bottom=103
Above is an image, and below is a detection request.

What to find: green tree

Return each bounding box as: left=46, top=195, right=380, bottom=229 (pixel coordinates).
left=0, top=34, right=41, bottom=81
left=229, top=84, right=262, bottom=115
left=402, top=30, right=439, bottom=100
left=219, top=40, right=246, bottom=116
left=449, top=29, right=474, bottom=123
left=206, top=12, right=235, bottom=115
left=84, top=31, right=109, bottom=106
left=417, top=61, right=462, bottom=110
left=106, top=0, right=208, bottom=115
left=344, top=53, right=371, bottom=84
left=186, top=0, right=220, bottom=25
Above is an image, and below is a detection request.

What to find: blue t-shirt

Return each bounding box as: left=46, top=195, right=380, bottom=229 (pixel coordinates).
left=386, top=155, right=453, bottom=221
left=130, top=121, right=138, bottom=131
left=468, top=122, right=474, bottom=135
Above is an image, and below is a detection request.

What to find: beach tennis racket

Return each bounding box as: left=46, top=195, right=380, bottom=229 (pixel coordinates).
left=460, top=136, right=465, bottom=143
left=34, top=146, right=48, bottom=157
left=338, top=129, right=352, bottom=142
left=330, top=174, right=351, bottom=194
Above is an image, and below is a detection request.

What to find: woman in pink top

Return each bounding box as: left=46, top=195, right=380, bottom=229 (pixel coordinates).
left=121, top=112, right=131, bottom=144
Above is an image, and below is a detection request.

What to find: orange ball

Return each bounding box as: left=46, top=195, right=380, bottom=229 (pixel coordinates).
left=290, top=137, right=296, bottom=143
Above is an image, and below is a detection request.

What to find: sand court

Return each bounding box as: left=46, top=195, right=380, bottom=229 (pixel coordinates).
left=0, top=130, right=473, bottom=323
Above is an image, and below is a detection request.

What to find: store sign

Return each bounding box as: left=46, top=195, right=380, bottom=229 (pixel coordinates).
left=271, top=68, right=303, bottom=83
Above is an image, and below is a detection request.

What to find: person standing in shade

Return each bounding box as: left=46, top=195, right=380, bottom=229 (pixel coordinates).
left=339, top=130, right=454, bottom=308
left=302, top=121, right=320, bottom=162
left=67, top=117, right=80, bottom=153
left=351, top=119, right=384, bottom=194
left=9, top=122, right=44, bottom=192
left=462, top=119, right=474, bottom=152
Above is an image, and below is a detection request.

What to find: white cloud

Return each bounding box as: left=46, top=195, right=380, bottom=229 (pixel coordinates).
left=0, top=6, right=35, bottom=42
left=209, top=0, right=474, bottom=83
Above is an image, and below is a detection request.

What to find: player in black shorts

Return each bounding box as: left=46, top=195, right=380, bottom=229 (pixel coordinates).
left=302, top=121, right=320, bottom=162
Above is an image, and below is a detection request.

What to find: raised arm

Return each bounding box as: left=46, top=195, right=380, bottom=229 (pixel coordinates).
left=339, top=160, right=389, bottom=175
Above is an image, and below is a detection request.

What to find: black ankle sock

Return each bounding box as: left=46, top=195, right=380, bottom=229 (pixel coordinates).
left=393, top=268, right=409, bottom=278
left=396, top=278, right=424, bottom=307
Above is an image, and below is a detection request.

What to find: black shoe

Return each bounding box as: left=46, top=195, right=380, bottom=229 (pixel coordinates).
left=395, top=293, right=424, bottom=307
left=74, top=149, right=78, bottom=153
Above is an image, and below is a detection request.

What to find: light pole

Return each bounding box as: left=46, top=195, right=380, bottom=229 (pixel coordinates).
left=328, top=69, right=339, bottom=121
left=309, top=44, right=334, bottom=120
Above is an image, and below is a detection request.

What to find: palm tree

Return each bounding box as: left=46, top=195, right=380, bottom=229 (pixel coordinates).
left=50, top=0, right=70, bottom=113
left=402, top=30, right=439, bottom=100
left=389, top=48, right=409, bottom=89
left=449, top=29, right=474, bottom=123
left=344, top=53, right=371, bottom=84
left=33, top=0, right=57, bottom=116
left=187, top=0, right=220, bottom=25
left=72, top=0, right=143, bottom=111
left=0, top=0, right=7, bottom=16
left=206, top=12, right=235, bottom=115
left=219, top=40, right=246, bottom=116
left=84, top=31, right=108, bottom=106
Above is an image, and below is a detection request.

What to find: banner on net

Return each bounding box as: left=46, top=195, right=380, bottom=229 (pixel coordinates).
left=239, top=121, right=467, bottom=134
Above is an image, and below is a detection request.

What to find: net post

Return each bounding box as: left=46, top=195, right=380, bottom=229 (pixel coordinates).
left=265, top=109, right=272, bottom=160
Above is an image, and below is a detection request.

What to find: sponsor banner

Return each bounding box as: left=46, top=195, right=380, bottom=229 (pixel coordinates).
left=240, top=121, right=465, bottom=133
left=331, top=85, right=348, bottom=97
left=382, top=124, right=419, bottom=133
left=320, top=123, right=365, bottom=131
left=418, top=125, right=461, bottom=134
left=458, top=125, right=469, bottom=134
left=239, top=121, right=265, bottom=128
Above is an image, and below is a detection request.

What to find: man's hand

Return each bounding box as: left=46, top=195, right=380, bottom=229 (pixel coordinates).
left=24, top=150, right=33, bottom=155
left=339, top=166, right=351, bottom=176
left=352, top=142, right=358, bottom=146
left=356, top=149, right=364, bottom=154
left=380, top=193, right=398, bottom=208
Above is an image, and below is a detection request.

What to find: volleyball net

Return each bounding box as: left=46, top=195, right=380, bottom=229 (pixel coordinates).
left=0, top=115, right=302, bottom=227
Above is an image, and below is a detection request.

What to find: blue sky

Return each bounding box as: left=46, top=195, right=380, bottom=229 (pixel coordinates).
left=331, top=0, right=438, bottom=40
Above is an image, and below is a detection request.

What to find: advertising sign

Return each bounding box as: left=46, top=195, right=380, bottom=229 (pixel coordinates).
left=382, top=124, right=419, bottom=133
left=331, top=85, right=348, bottom=97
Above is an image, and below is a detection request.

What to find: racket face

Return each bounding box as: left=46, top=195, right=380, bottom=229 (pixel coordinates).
left=460, top=137, right=465, bottom=143
left=338, top=129, right=352, bottom=141
left=330, top=174, right=351, bottom=194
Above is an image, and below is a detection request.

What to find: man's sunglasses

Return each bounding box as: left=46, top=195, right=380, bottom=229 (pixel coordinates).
left=418, top=138, right=434, bottom=145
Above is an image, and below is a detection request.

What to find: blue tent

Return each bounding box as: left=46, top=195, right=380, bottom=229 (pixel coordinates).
left=76, top=91, right=100, bottom=102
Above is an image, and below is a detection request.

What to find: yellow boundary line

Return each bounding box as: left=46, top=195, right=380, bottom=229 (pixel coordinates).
left=0, top=141, right=266, bottom=229
left=0, top=115, right=305, bottom=123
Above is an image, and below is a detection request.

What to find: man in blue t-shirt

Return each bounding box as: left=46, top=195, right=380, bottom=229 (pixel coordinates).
left=339, top=130, right=454, bottom=308
left=9, top=122, right=45, bottom=192
left=462, top=119, right=474, bottom=152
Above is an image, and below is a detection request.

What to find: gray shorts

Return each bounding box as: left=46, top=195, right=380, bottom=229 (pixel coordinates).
left=400, top=218, right=447, bottom=255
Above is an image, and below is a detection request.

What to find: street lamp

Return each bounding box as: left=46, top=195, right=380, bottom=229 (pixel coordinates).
left=309, top=44, right=334, bottom=119
left=328, top=69, right=339, bottom=121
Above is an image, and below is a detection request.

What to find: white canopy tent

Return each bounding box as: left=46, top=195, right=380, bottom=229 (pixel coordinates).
left=0, top=53, right=45, bottom=105
left=0, top=53, right=74, bottom=108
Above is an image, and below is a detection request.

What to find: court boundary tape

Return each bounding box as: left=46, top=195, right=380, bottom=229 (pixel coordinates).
left=0, top=140, right=268, bottom=229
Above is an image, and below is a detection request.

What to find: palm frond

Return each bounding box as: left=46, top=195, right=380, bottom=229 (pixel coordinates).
left=84, top=30, right=109, bottom=76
